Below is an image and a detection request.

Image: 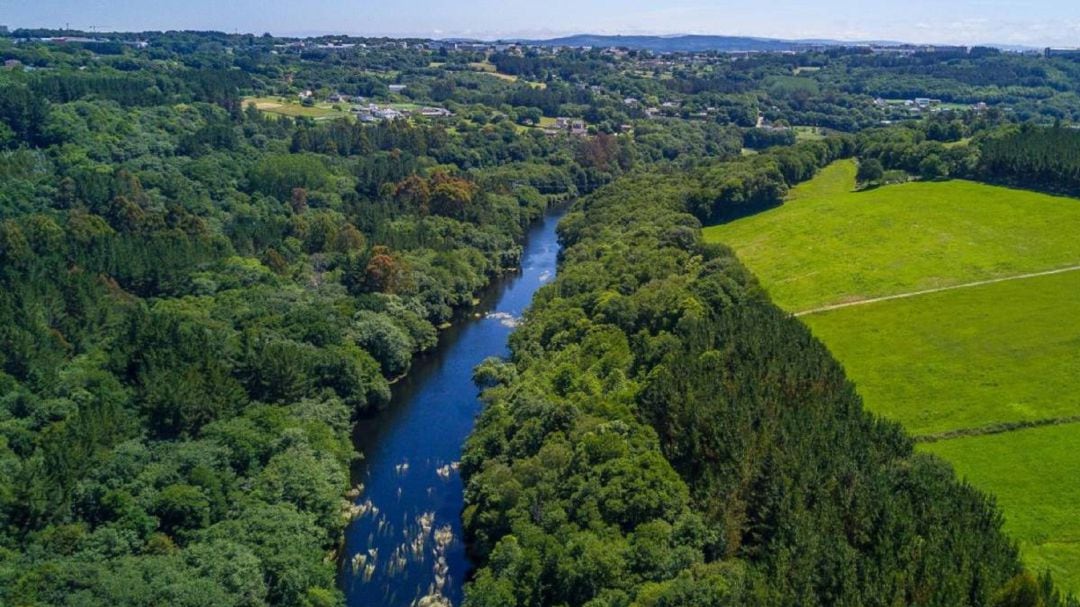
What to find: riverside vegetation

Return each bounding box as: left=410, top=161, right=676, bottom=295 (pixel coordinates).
left=461, top=163, right=1063, bottom=607
left=2, top=27, right=1080, bottom=607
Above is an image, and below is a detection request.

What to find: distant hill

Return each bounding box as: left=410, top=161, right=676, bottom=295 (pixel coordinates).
left=508, top=34, right=880, bottom=52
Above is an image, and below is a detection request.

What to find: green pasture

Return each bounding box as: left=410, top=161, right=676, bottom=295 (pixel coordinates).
left=242, top=96, right=351, bottom=120
left=924, top=424, right=1080, bottom=593
left=703, top=160, right=1080, bottom=311
left=804, top=269, right=1080, bottom=436
left=705, top=159, right=1080, bottom=593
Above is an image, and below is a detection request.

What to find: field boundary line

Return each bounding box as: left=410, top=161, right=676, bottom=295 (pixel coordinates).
left=914, top=415, right=1080, bottom=444
left=793, top=264, right=1080, bottom=317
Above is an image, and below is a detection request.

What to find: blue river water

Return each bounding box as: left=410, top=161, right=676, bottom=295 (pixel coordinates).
left=340, top=207, right=566, bottom=607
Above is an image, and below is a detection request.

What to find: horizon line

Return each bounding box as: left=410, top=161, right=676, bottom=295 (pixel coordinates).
left=1, top=24, right=1059, bottom=50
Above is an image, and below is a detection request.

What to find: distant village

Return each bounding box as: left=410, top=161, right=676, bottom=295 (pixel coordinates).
left=10, top=27, right=1080, bottom=60
left=297, top=89, right=454, bottom=122
left=2, top=27, right=1069, bottom=134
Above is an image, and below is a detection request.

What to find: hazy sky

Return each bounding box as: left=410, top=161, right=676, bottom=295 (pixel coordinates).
left=6, top=0, right=1080, bottom=46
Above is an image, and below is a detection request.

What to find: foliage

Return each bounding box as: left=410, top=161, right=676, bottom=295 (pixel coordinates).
left=462, top=165, right=1040, bottom=607
left=5, top=26, right=1080, bottom=607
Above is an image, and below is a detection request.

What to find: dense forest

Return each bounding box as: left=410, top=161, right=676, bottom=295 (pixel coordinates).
left=461, top=167, right=1070, bottom=607
left=850, top=120, right=1080, bottom=197
left=0, top=35, right=628, bottom=607
left=1, top=27, right=1080, bottom=607
left=0, top=114, right=554, bottom=605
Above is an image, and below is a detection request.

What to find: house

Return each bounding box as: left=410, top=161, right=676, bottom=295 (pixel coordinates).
left=375, top=108, right=403, bottom=121
left=551, top=117, right=587, bottom=135
left=419, top=107, right=452, bottom=117
left=3, top=59, right=21, bottom=70
left=298, top=90, right=314, bottom=100
left=40, top=36, right=102, bottom=44
left=1046, top=47, right=1080, bottom=59
left=388, top=84, right=407, bottom=93
left=316, top=42, right=356, bottom=50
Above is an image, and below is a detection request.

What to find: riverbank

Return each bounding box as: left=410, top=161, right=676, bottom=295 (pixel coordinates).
left=338, top=206, right=568, bottom=607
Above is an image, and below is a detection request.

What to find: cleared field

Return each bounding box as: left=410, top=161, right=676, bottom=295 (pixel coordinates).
left=469, top=61, right=517, bottom=81
left=468, top=61, right=497, bottom=73
left=804, top=269, right=1080, bottom=436
left=922, top=424, right=1080, bottom=591
left=705, top=161, right=1080, bottom=593
left=243, top=96, right=350, bottom=120
left=793, top=125, right=826, bottom=140
left=467, top=61, right=546, bottom=88
left=703, top=160, right=1080, bottom=311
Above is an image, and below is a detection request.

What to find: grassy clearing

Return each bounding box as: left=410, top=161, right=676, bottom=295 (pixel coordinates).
left=804, top=269, right=1080, bottom=436
left=703, top=160, right=1080, bottom=311
left=469, top=61, right=517, bottom=81
left=466, top=61, right=545, bottom=88
left=922, top=424, right=1080, bottom=592
left=793, top=125, right=826, bottom=141
left=705, top=160, right=1080, bottom=591
left=242, top=96, right=350, bottom=120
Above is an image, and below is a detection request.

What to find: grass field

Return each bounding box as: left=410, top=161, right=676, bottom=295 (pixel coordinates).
left=243, top=96, right=351, bottom=120
left=804, top=270, right=1080, bottom=436
left=923, top=424, right=1080, bottom=589
left=469, top=61, right=518, bottom=81
left=705, top=161, right=1080, bottom=592
left=793, top=125, right=827, bottom=141
left=703, top=160, right=1080, bottom=311
left=467, top=61, right=545, bottom=88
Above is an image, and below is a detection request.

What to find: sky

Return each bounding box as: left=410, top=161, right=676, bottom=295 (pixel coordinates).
left=5, top=0, right=1080, bottom=47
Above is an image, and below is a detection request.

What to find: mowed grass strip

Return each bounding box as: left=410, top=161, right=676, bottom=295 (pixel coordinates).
left=702, top=160, right=1080, bottom=311
left=922, top=423, right=1080, bottom=593
left=803, top=269, right=1080, bottom=436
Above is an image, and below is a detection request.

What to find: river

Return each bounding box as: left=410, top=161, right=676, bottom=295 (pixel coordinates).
left=340, top=207, right=566, bottom=607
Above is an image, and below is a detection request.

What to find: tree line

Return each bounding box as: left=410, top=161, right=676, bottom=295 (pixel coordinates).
left=461, top=164, right=1073, bottom=607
